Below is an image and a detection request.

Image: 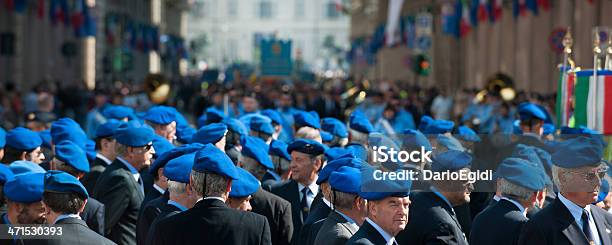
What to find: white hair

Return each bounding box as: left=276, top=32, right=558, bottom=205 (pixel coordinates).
left=498, top=178, right=535, bottom=202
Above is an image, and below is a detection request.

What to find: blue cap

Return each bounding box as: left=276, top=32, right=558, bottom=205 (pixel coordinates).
left=511, top=144, right=542, bottom=165
left=9, top=161, right=46, bottom=174
left=418, top=116, right=434, bottom=132
left=222, top=118, right=248, bottom=136
left=559, top=126, right=607, bottom=147
left=346, top=143, right=368, bottom=161
left=54, top=141, right=90, bottom=173
left=495, top=158, right=550, bottom=191
left=102, top=105, right=134, bottom=120
left=287, top=139, right=326, bottom=156
left=402, top=129, right=432, bottom=151
left=144, top=106, right=177, bottom=125
left=261, top=109, right=283, bottom=125
left=329, top=166, right=361, bottom=194
left=6, top=127, right=42, bottom=151
left=359, top=166, right=411, bottom=200
left=191, top=123, right=228, bottom=145
left=240, top=136, right=274, bottom=169
left=552, top=136, right=603, bottom=168
left=294, top=111, right=321, bottom=129
left=598, top=179, right=610, bottom=203
left=320, top=131, right=334, bottom=142
left=317, top=156, right=363, bottom=184
left=150, top=143, right=204, bottom=175
left=518, top=103, right=547, bottom=121
left=85, top=140, right=96, bottom=162
left=321, top=118, right=348, bottom=138
left=423, top=120, right=455, bottom=134
left=269, top=140, right=291, bottom=161
left=115, top=122, right=155, bottom=147
left=95, top=119, right=122, bottom=138
left=193, top=144, right=239, bottom=180
left=0, top=164, right=14, bottom=184
left=436, top=135, right=465, bottom=152
left=51, top=118, right=87, bottom=148
left=349, top=110, right=373, bottom=134
left=4, top=172, right=45, bottom=203
left=176, top=124, right=197, bottom=144
left=152, top=135, right=175, bottom=157
left=229, top=168, right=260, bottom=198
left=431, top=150, right=472, bottom=172
left=205, top=107, right=226, bottom=124
left=0, top=127, right=6, bottom=148
left=250, top=116, right=274, bottom=135
left=324, top=147, right=352, bottom=162
left=456, top=126, right=481, bottom=142
left=543, top=123, right=556, bottom=136
left=44, top=170, right=89, bottom=199
left=38, top=130, right=52, bottom=149
left=163, top=153, right=196, bottom=183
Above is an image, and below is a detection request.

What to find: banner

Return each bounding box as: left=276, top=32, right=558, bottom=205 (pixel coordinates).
left=260, top=39, right=292, bottom=77
left=574, top=70, right=612, bottom=134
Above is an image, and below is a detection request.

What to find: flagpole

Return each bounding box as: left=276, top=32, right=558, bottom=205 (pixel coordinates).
left=592, top=28, right=602, bottom=129
left=560, top=27, right=572, bottom=126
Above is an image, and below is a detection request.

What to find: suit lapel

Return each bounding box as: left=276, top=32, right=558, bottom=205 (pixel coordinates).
left=590, top=205, right=612, bottom=245
left=288, top=181, right=303, bottom=224
left=552, top=198, right=590, bottom=244
left=362, top=220, right=388, bottom=244
left=332, top=211, right=359, bottom=235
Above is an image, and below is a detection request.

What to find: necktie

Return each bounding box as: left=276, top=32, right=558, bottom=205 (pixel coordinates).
left=137, top=176, right=144, bottom=195
left=300, top=187, right=310, bottom=220
left=582, top=210, right=594, bottom=244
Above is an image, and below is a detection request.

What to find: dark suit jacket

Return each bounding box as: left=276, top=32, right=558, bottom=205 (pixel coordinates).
left=145, top=201, right=182, bottom=245
left=136, top=191, right=169, bottom=245
left=27, top=217, right=116, bottom=245
left=518, top=197, right=612, bottom=245
left=345, top=220, right=388, bottom=245
left=93, top=159, right=145, bottom=245
left=470, top=199, right=528, bottom=245
left=250, top=188, right=293, bottom=245
left=81, top=157, right=110, bottom=195
left=80, top=197, right=105, bottom=236
left=141, top=188, right=163, bottom=211
left=396, top=192, right=468, bottom=245
left=270, top=180, right=322, bottom=244
left=313, top=211, right=359, bottom=245
left=262, top=170, right=281, bottom=190
left=298, top=194, right=330, bottom=245
left=0, top=213, right=24, bottom=245
left=150, top=198, right=271, bottom=245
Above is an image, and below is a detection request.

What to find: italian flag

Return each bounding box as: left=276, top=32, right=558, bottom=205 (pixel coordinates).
left=556, top=67, right=574, bottom=127
left=459, top=0, right=472, bottom=37
left=574, top=70, right=612, bottom=134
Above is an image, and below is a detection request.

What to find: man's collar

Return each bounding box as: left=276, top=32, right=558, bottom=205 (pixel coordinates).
left=365, top=218, right=394, bottom=244
left=153, top=184, right=165, bottom=194
left=96, top=153, right=112, bottom=165
left=500, top=197, right=527, bottom=217
left=298, top=181, right=319, bottom=196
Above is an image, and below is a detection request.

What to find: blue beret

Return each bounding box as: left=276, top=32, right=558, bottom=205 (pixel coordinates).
left=599, top=179, right=610, bottom=203
left=543, top=123, right=556, bottom=136
left=205, top=107, right=226, bottom=124
left=456, top=126, right=481, bottom=142
left=150, top=143, right=204, bottom=174
left=324, top=147, right=352, bottom=162
left=197, top=114, right=207, bottom=129
left=369, top=133, right=399, bottom=149
left=38, top=130, right=52, bottom=149
left=152, top=135, right=175, bottom=157
left=95, top=119, right=121, bottom=138
left=320, top=131, right=334, bottom=142
left=329, top=166, right=361, bottom=194
left=54, top=141, right=90, bottom=173
left=169, top=107, right=189, bottom=127
left=4, top=172, right=45, bottom=203
left=495, top=158, right=549, bottom=191
left=423, top=119, right=455, bottom=134
left=9, top=161, right=46, bottom=174
left=102, top=105, right=134, bottom=120
left=193, top=144, right=239, bottom=180
left=294, top=111, right=321, bottom=129
left=518, top=103, right=547, bottom=121
left=535, top=104, right=553, bottom=124
left=321, top=118, right=348, bottom=138
left=0, top=164, right=14, bottom=184
left=191, top=123, right=228, bottom=145
left=229, top=168, right=260, bottom=198
left=349, top=111, right=373, bottom=134
left=402, top=129, right=432, bottom=151
left=552, top=136, right=603, bottom=168
left=560, top=126, right=607, bottom=147
left=418, top=115, right=434, bottom=132
left=51, top=118, right=87, bottom=148
left=269, top=140, right=291, bottom=161
left=250, top=116, right=274, bottom=135
left=0, top=127, right=5, bottom=148
left=163, top=153, right=196, bottom=183
left=222, top=118, right=248, bottom=136
left=309, top=111, right=320, bottom=122
left=261, top=109, right=283, bottom=125
left=115, top=122, right=155, bottom=147
left=287, top=139, right=326, bottom=156
left=144, top=106, right=177, bottom=125
left=511, top=144, right=542, bottom=165
left=6, top=127, right=42, bottom=151
left=346, top=143, right=368, bottom=161
left=431, top=150, right=472, bottom=172
left=44, top=170, right=88, bottom=199
left=85, top=140, right=96, bottom=162
left=436, top=135, right=465, bottom=152
left=176, top=124, right=197, bottom=144
left=240, top=136, right=274, bottom=169
left=359, top=166, right=411, bottom=200
left=317, top=156, right=363, bottom=184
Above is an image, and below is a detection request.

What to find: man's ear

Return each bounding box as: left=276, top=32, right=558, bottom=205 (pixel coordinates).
left=20, top=151, right=28, bottom=161
left=226, top=180, right=233, bottom=193
left=314, top=158, right=323, bottom=172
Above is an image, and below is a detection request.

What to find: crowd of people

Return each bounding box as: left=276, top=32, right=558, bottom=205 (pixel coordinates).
left=0, top=75, right=607, bottom=245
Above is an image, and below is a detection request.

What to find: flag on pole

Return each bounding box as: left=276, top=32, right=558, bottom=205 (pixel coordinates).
left=556, top=66, right=574, bottom=127
left=477, top=0, right=489, bottom=22
left=385, top=0, right=404, bottom=46
left=72, top=0, right=85, bottom=30
left=488, top=0, right=502, bottom=22
left=459, top=0, right=472, bottom=37
left=513, top=0, right=527, bottom=18
left=526, top=0, right=538, bottom=15
left=574, top=70, right=612, bottom=134
left=537, top=0, right=550, bottom=11
left=442, top=2, right=459, bottom=37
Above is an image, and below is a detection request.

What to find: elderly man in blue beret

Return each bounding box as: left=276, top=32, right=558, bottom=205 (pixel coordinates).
left=262, top=109, right=284, bottom=140
left=93, top=123, right=155, bottom=245
left=227, top=168, right=260, bottom=211
left=144, top=106, right=178, bottom=144
left=397, top=150, right=473, bottom=245
left=321, top=118, right=349, bottom=148
left=470, top=158, right=550, bottom=245
left=41, top=171, right=116, bottom=244
left=1, top=172, right=47, bottom=226
left=149, top=144, right=271, bottom=245
left=2, top=127, right=45, bottom=164
left=518, top=137, right=612, bottom=245
left=81, top=119, right=121, bottom=194
left=191, top=123, right=228, bottom=152
left=268, top=140, right=292, bottom=183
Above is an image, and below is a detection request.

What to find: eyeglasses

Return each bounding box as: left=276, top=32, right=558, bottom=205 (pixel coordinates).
left=143, top=144, right=154, bottom=151
left=565, top=164, right=609, bottom=181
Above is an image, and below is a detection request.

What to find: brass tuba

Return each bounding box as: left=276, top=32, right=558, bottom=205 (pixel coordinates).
left=475, top=73, right=516, bottom=103
left=144, top=74, right=171, bottom=104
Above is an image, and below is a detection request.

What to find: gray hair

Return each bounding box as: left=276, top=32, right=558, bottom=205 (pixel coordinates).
left=331, top=190, right=358, bottom=210
left=349, top=129, right=368, bottom=145
left=190, top=170, right=228, bottom=197
left=498, top=178, right=535, bottom=202
left=168, top=180, right=187, bottom=195
left=116, top=144, right=128, bottom=157
left=295, top=127, right=322, bottom=143
left=240, top=155, right=266, bottom=180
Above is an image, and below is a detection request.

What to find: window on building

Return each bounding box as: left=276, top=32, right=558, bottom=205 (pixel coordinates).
left=228, top=0, right=238, bottom=17
left=295, top=0, right=305, bottom=19
left=258, top=0, right=274, bottom=19
left=325, top=1, right=340, bottom=19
